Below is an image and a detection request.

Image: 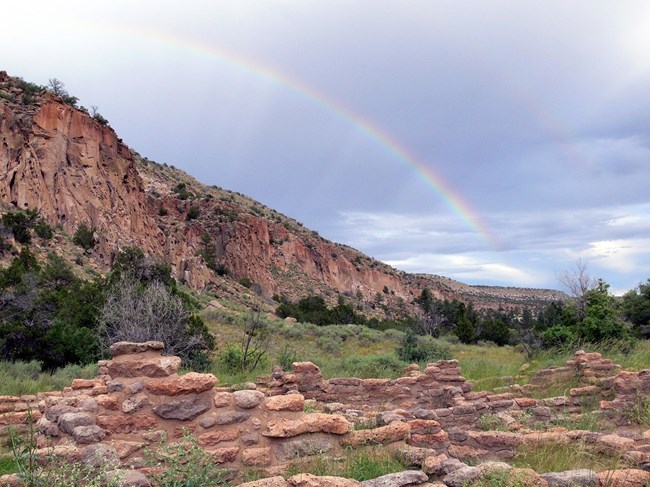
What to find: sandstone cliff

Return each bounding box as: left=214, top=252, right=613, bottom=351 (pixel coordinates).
left=0, top=71, right=565, bottom=313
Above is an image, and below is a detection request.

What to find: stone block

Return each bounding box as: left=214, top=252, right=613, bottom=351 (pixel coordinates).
left=145, top=372, right=217, bottom=396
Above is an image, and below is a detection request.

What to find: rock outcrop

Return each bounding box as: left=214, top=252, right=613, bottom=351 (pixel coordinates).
left=0, top=71, right=566, bottom=312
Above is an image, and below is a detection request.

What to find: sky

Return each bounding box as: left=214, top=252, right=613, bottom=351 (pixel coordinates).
left=2, top=1, right=650, bottom=294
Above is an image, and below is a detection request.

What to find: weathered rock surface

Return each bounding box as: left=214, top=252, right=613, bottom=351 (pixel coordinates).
left=360, top=470, right=428, bottom=486
left=152, top=395, right=211, bottom=420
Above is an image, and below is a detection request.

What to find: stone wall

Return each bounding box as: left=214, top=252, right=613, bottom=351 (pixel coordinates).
left=1, top=345, right=649, bottom=486
left=268, top=359, right=470, bottom=411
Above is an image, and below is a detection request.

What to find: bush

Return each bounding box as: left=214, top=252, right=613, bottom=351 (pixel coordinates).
left=73, top=223, right=96, bottom=250
left=34, top=220, right=53, bottom=240
left=186, top=206, right=200, bottom=221
left=397, top=329, right=452, bottom=363
left=144, top=430, right=228, bottom=486
left=2, top=210, right=37, bottom=244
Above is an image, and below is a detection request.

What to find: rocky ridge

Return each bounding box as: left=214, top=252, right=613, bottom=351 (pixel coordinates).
left=0, top=71, right=566, bottom=313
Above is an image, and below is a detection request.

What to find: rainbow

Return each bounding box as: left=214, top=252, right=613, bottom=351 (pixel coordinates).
left=96, top=24, right=499, bottom=249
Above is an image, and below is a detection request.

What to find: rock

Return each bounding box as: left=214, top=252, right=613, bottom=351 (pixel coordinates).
left=233, top=390, right=266, bottom=409
left=264, top=413, right=351, bottom=438
left=597, top=469, right=650, bottom=487
left=199, top=415, right=217, bottom=428
left=197, top=429, right=240, bottom=446
left=215, top=411, right=251, bottom=425
left=423, top=454, right=448, bottom=474
left=128, top=381, right=145, bottom=394
left=71, top=379, right=105, bottom=389
left=58, top=412, right=96, bottom=435
left=438, top=458, right=467, bottom=476
left=288, top=473, right=362, bottom=486
left=376, top=411, right=407, bottom=426
left=361, top=470, right=428, bottom=486
left=81, top=443, right=120, bottom=468
left=275, top=437, right=335, bottom=461
left=152, top=395, right=211, bottom=420
left=205, top=446, right=240, bottom=463
left=122, top=395, right=148, bottom=414
left=72, top=425, right=106, bottom=444
left=110, top=341, right=165, bottom=357
left=541, top=469, right=597, bottom=486
left=241, top=431, right=260, bottom=446
left=214, top=392, right=231, bottom=408
left=442, top=466, right=481, bottom=487
left=106, top=356, right=181, bottom=378
left=265, top=394, right=305, bottom=412
left=105, top=469, right=152, bottom=486
left=45, top=404, right=78, bottom=422
left=96, top=395, right=120, bottom=410
left=343, top=421, right=410, bottom=447
left=238, top=477, right=289, bottom=487
left=597, top=434, right=635, bottom=452
left=242, top=446, right=273, bottom=466
left=108, top=440, right=146, bottom=459
left=37, top=417, right=60, bottom=436
left=145, top=372, right=217, bottom=395
left=96, top=414, right=158, bottom=434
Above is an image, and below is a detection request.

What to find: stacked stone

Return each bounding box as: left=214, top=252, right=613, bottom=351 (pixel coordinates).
left=30, top=342, right=369, bottom=482
left=606, top=369, right=650, bottom=417
left=0, top=394, right=42, bottom=440
left=569, top=350, right=621, bottom=383
left=270, top=359, right=471, bottom=412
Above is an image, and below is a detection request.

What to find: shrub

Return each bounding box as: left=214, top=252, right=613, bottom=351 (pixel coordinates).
left=34, top=220, right=53, bottom=240
left=397, top=329, right=452, bottom=363
left=186, top=206, right=200, bottom=220
left=144, top=430, right=228, bottom=486
left=2, top=210, right=37, bottom=244
left=238, top=277, right=253, bottom=288
left=158, top=206, right=168, bottom=216
left=73, top=223, right=96, bottom=250
left=172, top=182, right=192, bottom=200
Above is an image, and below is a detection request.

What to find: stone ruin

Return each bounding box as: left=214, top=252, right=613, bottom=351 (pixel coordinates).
left=0, top=344, right=648, bottom=487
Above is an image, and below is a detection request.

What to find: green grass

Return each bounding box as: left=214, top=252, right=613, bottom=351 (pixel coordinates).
left=511, top=439, right=629, bottom=473
left=287, top=446, right=405, bottom=481
left=450, top=343, right=527, bottom=391
left=0, top=454, right=16, bottom=476
left=0, top=361, right=98, bottom=396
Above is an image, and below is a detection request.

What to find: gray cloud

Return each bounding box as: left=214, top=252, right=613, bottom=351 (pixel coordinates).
left=2, top=1, right=650, bottom=293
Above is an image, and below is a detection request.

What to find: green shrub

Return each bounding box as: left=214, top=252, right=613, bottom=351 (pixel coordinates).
left=34, top=220, right=53, bottom=240
left=238, top=277, right=253, bottom=288
left=2, top=210, right=37, bottom=244
left=158, top=206, right=168, bottom=216
left=73, top=223, right=96, bottom=250
left=186, top=206, right=200, bottom=221
left=397, top=329, right=452, bottom=363
left=217, top=343, right=244, bottom=374
left=173, top=182, right=192, bottom=200
left=144, top=429, right=229, bottom=487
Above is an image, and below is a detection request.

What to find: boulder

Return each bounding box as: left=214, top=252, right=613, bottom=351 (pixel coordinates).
left=72, top=425, right=106, bottom=444
left=361, top=470, right=428, bottom=486
left=152, top=395, right=211, bottom=420
left=541, top=469, right=597, bottom=486
left=233, top=390, right=266, bottom=409
left=109, top=341, right=165, bottom=357
left=145, top=372, right=217, bottom=396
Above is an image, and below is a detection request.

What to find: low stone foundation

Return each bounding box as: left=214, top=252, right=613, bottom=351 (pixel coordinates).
left=1, top=346, right=648, bottom=486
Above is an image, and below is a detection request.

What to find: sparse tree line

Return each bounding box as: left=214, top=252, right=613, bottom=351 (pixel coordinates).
left=0, top=240, right=214, bottom=370
left=412, top=263, right=650, bottom=355
left=1, top=75, right=108, bottom=125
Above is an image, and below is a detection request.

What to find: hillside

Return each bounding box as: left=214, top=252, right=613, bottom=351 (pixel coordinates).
left=0, top=71, right=566, bottom=315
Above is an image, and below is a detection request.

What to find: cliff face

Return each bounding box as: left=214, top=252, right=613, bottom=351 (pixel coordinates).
left=0, top=71, right=565, bottom=312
